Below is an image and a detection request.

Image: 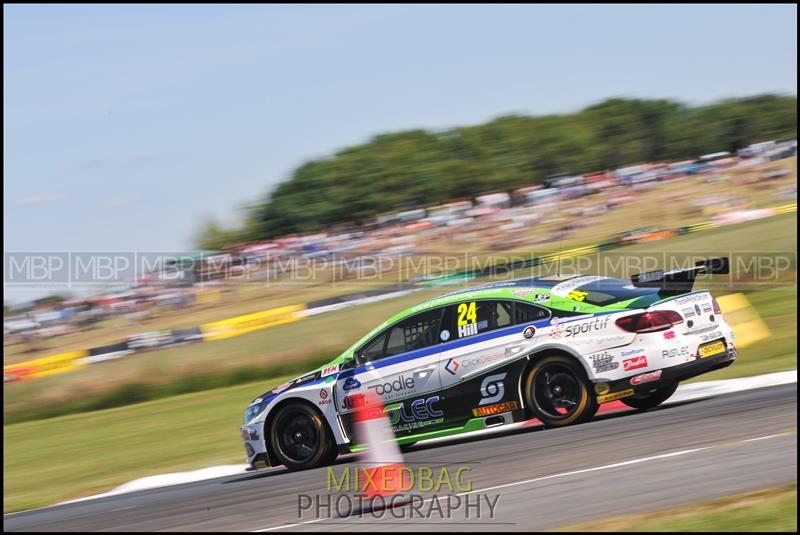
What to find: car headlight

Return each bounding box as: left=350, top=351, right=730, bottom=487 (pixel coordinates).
left=244, top=398, right=267, bottom=424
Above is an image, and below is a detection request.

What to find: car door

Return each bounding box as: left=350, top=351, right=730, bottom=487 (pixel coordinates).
left=438, top=299, right=550, bottom=422
left=335, top=307, right=445, bottom=438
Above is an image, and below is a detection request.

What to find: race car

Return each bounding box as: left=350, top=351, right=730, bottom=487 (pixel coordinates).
left=241, top=257, right=736, bottom=471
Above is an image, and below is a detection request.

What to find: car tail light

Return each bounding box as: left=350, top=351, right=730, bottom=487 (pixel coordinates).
left=711, top=297, right=721, bottom=314
left=615, top=310, right=683, bottom=333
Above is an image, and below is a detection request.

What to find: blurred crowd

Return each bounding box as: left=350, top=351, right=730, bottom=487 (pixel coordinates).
left=4, top=139, right=796, bottom=347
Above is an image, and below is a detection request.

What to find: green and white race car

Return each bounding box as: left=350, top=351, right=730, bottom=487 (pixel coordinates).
left=241, top=258, right=736, bottom=470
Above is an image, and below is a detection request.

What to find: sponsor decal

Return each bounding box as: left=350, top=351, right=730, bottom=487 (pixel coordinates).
left=319, top=389, right=332, bottom=405
left=472, top=401, right=519, bottom=417
left=522, top=326, right=536, bottom=339
left=272, top=381, right=293, bottom=394
left=440, top=329, right=451, bottom=341
left=340, top=393, right=365, bottom=410
left=630, top=370, right=662, bottom=386
left=699, top=340, right=726, bottom=358
left=663, top=330, right=676, bottom=340
left=564, top=316, right=611, bottom=338
left=444, top=358, right=460, bottom=375
left=549, top=323, right=564, bottom=339
left=458, top=353, right=505, bottom=371
left=534, top=293, right=549, bottom=302
left=594, top=382, right=610, bottom=395
left=368, top=375, right=415, bottom=396
left=342, top=377, right=361, bottom=391
left=295, top=373, right=317, bottom=386
left=479, top=373, right=507, bottom=405
left=597, top=388, right=635, bottom=403
left=589, top=351, right=619, bottom=373
left=620, top=348, right=645, bottom=358
left=321, top=364, right=339, bottom=378
left=623, top=355, right=648, bottom=371
left=386, top=396, right=444, bottom=433
left=682, top=307, right=696, bottom=318
left=567, top=290, right=588, bottom=302
left=674, top=293, right=704, bottom=305
left=702, top=303, right=712, bottom=313
left=662, top=346, right=691, bottom=359
left=386, top=396, right=443, bottom=425
left=512, top=289, right=531, bottom=298
left=700, top=330, right=723, bottom=342
left=551, top=276, right=606, bottom=297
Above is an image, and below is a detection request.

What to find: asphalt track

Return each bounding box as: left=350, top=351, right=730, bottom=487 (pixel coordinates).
left=5, top=383, right=797, bottom=532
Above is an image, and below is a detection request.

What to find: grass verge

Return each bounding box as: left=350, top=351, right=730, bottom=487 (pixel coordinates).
left=561, top=484, right=797, bottom=532
left=3, top=375, right=294, bottom=514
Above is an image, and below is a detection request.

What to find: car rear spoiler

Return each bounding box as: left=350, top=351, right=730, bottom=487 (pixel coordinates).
left=631, top=257, right=729, bottom=296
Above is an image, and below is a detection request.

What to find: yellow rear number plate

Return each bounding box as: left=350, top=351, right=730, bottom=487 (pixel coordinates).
left=699, top=340, right=726, bottom=358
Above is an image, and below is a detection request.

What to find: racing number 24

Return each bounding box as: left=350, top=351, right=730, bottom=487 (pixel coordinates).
left=457, top=302, right=477, bottom=326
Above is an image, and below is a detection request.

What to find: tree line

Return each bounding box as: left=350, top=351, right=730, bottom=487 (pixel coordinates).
left=198, top=94, right=796, bottom=249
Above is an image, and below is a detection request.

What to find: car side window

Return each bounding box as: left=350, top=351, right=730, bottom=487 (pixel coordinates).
left=442, top=300, right=514, bottom=340
left=514, top=301, right=550, bottom=324
left=357, top=308, right=444, bottom=362
left=359, top=332, right=387, bottom=362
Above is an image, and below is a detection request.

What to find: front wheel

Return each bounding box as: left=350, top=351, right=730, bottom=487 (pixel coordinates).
left=621, top=381, right=679, bottom=410
left=524, top=355, right=598, bottom=427
left=268, top=401, right=337, bottom=470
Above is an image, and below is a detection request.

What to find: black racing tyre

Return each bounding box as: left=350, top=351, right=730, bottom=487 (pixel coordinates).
left=268, top=401, right=337, bottom=470
left=524, top=354, right=598, bottom=427
left=621, top=381, right=679, bottom=410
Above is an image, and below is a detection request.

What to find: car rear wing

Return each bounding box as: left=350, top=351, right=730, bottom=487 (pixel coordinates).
left=631, top=257, right=729, bottom=296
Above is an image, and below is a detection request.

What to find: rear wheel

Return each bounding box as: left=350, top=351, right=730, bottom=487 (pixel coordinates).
left=621, top=381, right=679, bottom=410
left=268, top=401, right=337, bottom=470
left=524, top=355, right=598, bottom=427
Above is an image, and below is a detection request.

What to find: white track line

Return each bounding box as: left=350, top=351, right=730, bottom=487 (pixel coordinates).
left=252, top=432, right=794, bottom=532
left=6, top=369, right=796, bottom=516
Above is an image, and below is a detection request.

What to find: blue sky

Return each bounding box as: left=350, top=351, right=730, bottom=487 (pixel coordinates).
left=4, top=4, right=797, bottom=258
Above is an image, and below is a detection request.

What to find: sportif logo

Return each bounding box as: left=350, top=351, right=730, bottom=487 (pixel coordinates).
left=623, top=355, right=648, bottom=371
left=478, top=373, right=507, bottom=406
left=368, top=375, right=415, bottom=396
left=342, top=377, right=361, bottom=391
left=564, top=316, right=611, bottom=338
